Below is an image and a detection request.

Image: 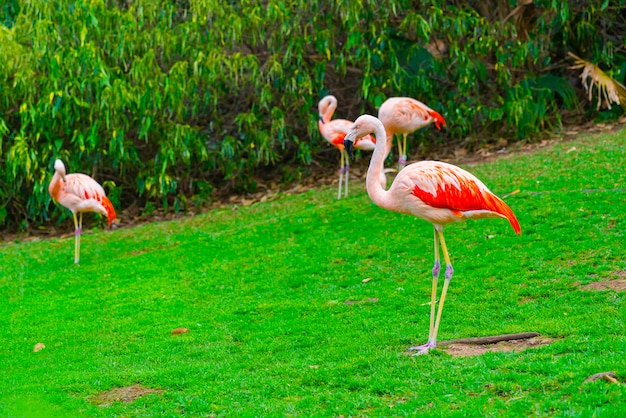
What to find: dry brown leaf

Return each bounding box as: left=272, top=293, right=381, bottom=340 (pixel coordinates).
left=33, top=342, right=45, bottom=352
left=361, top=278, right=372, bottom=283
left=501, top=189, right=520, bottom=199
left=171, top=327, right=190, bottom=335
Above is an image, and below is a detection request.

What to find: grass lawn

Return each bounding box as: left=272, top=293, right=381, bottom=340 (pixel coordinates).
left=1, top=129, right=625, bottom=416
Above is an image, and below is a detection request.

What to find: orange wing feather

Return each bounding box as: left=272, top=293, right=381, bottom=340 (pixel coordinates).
left=100, top=196, right=117, bottom=225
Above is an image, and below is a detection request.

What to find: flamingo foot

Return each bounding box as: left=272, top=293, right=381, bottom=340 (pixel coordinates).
left=407, top=341, right=436, bottom=355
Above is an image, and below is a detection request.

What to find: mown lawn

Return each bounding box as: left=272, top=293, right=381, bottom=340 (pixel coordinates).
left=1, top=129, right=625, bottom=417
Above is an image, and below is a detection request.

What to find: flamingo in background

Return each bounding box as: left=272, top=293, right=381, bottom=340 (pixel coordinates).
left=49, top=159, right=117, bottom=264
left=318, top=95, right=378, bottom=199
left=378, top=97, right=446, bottom=168
left=344, top=115, right=520, bottom=355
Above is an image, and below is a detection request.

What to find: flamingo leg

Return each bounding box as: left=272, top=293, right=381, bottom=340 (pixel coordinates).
left=73, top=213, right=82, bottom=264
left=79, top=212, right=83, bottom=261
left=399, top=133, right=408, bottom=168
left=338, top=151, right=345, bottom=199
left=430, top=229, right=454, bottom=349
left=344, top=156, right=350, bottom=198
left=396, top=135, right=402, bottom=166
left=408, top=228, right=440, bottom=354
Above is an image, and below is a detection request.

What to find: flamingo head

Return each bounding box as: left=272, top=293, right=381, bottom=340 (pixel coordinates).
left=317, top=95, right=337, bottom=124
left=54, top=159, right=67, bottom=182
left=344, top=114, right=380, bottom=159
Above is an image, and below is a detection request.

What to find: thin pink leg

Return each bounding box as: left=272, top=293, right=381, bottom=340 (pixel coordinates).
left=408, top=228, right=440, bottom=355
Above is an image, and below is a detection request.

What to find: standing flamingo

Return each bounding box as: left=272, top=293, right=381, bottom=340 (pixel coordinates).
left=344, top=115, right=520, bottom=355
left=318, top=95, right=378, bottom=199
left=378, top=97, right=446, bottom=168
left=49, top=159, right=117, bottom=264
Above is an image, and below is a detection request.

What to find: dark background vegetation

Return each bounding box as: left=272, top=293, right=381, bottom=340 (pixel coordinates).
left=0, top=0, right=624, bottom=230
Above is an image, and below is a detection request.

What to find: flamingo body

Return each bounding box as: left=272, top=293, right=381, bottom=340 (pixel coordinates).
left=318, top=95, right=378, bottom=198
left=49, top=159, right=116, bottom=263
left=344, top=115, right=520, bottom=355
left=389, top=160, right=520, bottom=231
left=378, top=97, right=446, bottom=168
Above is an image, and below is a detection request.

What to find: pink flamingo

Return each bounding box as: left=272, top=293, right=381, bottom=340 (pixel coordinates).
left=318, top=95, right=378, bottom=199
left=378, top=97, right=446, bottom=168
left=344, top=115, right=520, bottom=355
left=49, top=159, right=117, bottom=264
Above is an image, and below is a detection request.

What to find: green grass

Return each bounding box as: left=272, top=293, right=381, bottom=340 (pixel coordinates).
left=1, top=130, right=625, bottom=417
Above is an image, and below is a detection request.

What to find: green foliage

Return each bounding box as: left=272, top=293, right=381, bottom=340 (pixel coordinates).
left=0, top=130, right=625, bottom=415
left=0, top=0, right=625, bottom=229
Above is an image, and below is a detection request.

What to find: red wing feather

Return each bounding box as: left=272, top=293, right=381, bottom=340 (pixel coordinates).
left=411, top=165, right=521, bottom=234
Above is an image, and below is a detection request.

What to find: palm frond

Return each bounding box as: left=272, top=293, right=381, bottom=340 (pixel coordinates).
left=568, top=52, right=626, bottom=110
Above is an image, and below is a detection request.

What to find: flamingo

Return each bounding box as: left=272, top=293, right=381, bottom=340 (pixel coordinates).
left=318, top=95, right=379, bottom=199
left=378, top=97, right=447, bottom=168
left=48, top=159, right=117, bottom=264
left=344, top=115, right=521, bottom=355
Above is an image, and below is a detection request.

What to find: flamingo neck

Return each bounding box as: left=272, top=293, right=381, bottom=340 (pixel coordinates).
left=321, top=103, right=336, bottom=124
left=366, top=122, right=392, bottom=209
left=48, top=171, right=62, bottom=199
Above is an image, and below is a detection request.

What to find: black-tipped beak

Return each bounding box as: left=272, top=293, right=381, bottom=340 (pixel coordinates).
left=344, top=138, right=354, bottom=160
left=319, top=115, right=324, bottom=124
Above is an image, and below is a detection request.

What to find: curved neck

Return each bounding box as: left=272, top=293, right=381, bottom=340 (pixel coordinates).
left=320, top=103, right=336, bottom=124
left=48, top=171, right=62, bottom=199
left=366, top=122, right=392, bottom=209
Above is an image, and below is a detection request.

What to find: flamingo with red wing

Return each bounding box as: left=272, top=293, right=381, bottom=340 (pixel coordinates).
left=344, top=115, right=520, bottom=355
left=49, top=159, right=116, bottom=264
left=378, top=97, right=446, bottom=168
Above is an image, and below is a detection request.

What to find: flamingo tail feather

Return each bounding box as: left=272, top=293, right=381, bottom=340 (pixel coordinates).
left=428, top=110, right=447, bottom=130
left=102, top=196, right=117, bottom=225
left=484, top=193, right=521, bottom=235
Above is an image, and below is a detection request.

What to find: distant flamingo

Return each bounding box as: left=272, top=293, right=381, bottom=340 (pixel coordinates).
left=49, top=159, right=117, bottom=264
left=378, top=97, right=446, bottom=168
left=344, top=115, right=520, bottom=355
left=318, top=95, right=379, bottom=198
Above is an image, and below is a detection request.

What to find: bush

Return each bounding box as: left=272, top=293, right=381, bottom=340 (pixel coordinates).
left=0, top=0, right=624, bottom=229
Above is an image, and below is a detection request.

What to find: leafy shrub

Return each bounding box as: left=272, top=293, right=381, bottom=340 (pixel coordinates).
left=0, top=0, right=624, bottom=229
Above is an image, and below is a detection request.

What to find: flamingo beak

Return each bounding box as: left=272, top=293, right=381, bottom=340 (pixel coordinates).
left=344, top=137, right=355, bottom=160
left=318, top=115, right=324, bottom=124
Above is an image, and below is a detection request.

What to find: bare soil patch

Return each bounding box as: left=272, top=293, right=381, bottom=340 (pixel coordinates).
left=583, top=280, right=626, bottom=292
left=440, top=335, right=555, bottom=357
left=89, top=384, right=163, bottom=406
left=582, top=270, right=626, bottom=292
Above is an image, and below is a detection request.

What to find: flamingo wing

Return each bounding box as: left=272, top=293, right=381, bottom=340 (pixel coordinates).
left=393, top=99, right=431, bottom=126
left=408, top=161, right=520, bottom=233
left=321, top=119, right=376, bottom=150
left=397, top=99, right=446, bottom=131
left=62, top=174, right=116, bottom=224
